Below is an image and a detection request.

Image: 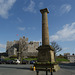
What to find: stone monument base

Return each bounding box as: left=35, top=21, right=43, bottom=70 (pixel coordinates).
left=37, top=45, right=55, bottom=62
left=53, top=64, right=60, bottom=72
left=34, top=63, right=60, bottom=72
left=35, top=45, right=60, bottom=72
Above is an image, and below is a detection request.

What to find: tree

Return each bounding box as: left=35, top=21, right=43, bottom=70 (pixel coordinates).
left=72, top=53, right=74, bottom=55
left=51, top=41, right=62, bottom=60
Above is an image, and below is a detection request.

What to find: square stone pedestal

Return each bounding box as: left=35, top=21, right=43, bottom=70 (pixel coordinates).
left=34, top=45, right=60, bottom=72
left=37, top=45, right=55, bottom=63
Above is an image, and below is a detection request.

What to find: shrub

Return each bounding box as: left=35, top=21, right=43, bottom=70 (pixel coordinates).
left=10, top=55, right=17, bottom=58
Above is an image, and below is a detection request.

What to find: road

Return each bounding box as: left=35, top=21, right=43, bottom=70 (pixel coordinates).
left=0, top=63, right=75, bottom=75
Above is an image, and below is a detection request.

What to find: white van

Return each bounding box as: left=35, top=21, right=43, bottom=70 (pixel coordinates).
left=13, top=59, right=20, bottom=64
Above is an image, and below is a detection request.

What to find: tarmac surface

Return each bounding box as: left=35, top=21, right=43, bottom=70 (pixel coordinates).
left=0, top=63, right=75, bottom=75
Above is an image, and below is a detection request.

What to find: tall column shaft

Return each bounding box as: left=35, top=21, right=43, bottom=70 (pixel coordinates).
left=40, top=8, right=49, bottom=45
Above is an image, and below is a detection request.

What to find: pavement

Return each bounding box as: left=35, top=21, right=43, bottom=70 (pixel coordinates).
left=0, top=63, right=75, bottom=75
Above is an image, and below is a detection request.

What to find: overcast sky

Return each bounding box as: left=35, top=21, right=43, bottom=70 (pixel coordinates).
left=0, top=0, right=75, bottom=55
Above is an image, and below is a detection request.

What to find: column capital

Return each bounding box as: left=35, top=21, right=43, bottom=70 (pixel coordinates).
left=40, top=8, right=49, bottom=14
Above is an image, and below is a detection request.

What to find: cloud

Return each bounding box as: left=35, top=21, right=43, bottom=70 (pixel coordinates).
left=18, top=27, right=25, bottom=31
left=0, top=0, right=16, bottom=19
left=28, top=27, right=31, bottom=30
left=50, top=22, right=75, bottom=42
left=23, top=27, right=36, bottom=30
left=23, top=0, right=36, bottom=13
left=32, top=27, right=36, bottom=30
left=38, top=2, right=43, bottom=8
left=33, top=39, right=42, bottom=43
left=0, top=49, right=6, bottom=53
left=60, top=4, right=71, bottom=15
left=0, top=44, right=6, bottom=49
left=17, top=17, right=22, bottom=23
left=18, top=27, right=36, bottom=31
left=28, top=27, right=36, bottom=30
left=63, top=47, right=70, bottom=50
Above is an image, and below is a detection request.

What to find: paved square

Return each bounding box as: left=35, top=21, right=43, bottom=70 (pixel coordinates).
left=0, top=64, right=75, bottom=75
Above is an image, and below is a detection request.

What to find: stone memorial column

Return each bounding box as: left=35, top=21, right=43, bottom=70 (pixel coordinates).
left=40, top=8, right=49, bottom=45
left=34, top=8, right=60, bottom=72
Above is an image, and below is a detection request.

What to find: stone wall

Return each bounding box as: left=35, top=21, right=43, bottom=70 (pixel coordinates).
left=6, top=36, right=39, bottom=58
left=8, top=48, right=17, bottom=57
left=6, top=40, right=19, bottom=51
left=6, top=40, right=19, bottom=57
left=28, top=41, right=39, bottom=52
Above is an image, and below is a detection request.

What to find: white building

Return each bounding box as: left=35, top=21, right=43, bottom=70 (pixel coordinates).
left=67, top=55, right=75, bottom=63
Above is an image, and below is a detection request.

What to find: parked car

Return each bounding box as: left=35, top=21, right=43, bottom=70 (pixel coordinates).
left=30, top=60, right=36, bottom=64
left=13, top=59, right=20, bottom=64
left=6, top=60, right=13, bottom=64
left=0, top=58, right=6, bottom=64
left=22, top=60, right=28, bottom=64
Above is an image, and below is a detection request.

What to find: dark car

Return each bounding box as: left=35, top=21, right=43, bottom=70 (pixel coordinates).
left=6, top=60, right=13, bottom=64
left=30, top=60, right=36, bottom=64
left=22, top=60, right=28, bottom=64
left=0, top=58, right=6, bottom=64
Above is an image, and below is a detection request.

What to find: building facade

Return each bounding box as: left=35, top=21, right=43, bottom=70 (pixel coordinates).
left=6, top=36, right=39, bottom=58
left=67, top=55, right=75, bottom=63
left=64, top=53, right=70, bottom=58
